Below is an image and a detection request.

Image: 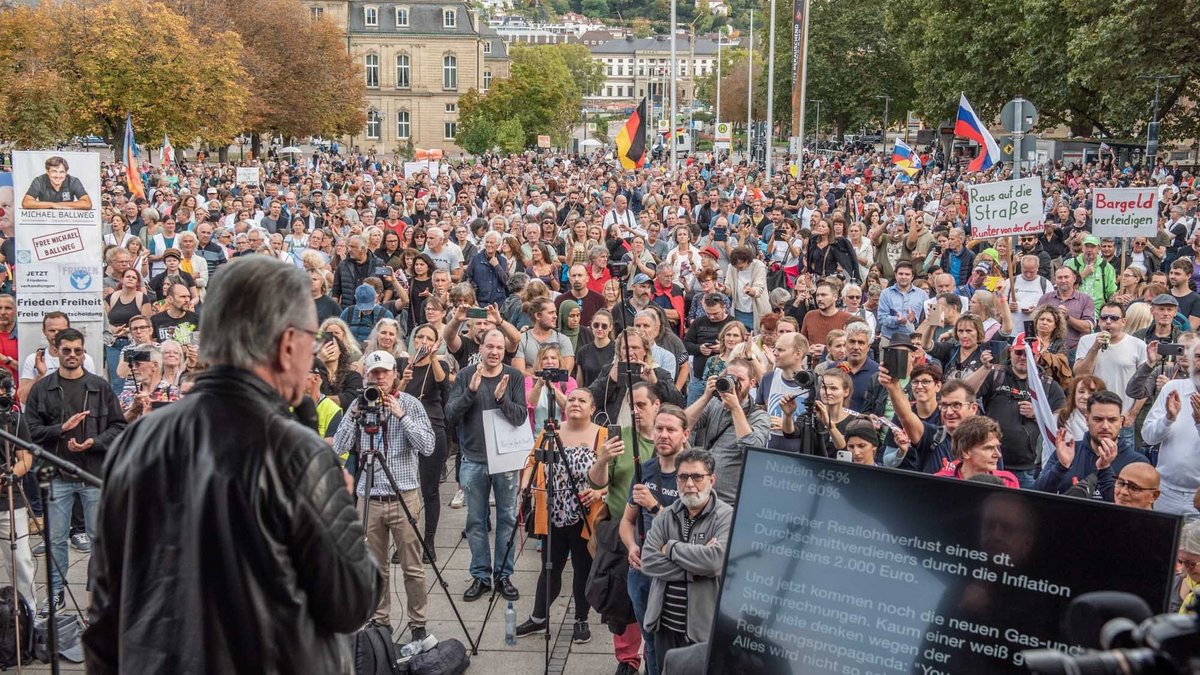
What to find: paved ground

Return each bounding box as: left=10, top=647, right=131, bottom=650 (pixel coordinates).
left=23, top=470, right=627, bottom=674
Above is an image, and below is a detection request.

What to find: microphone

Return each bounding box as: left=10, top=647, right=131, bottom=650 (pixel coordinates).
left=1063, top=591, right=1154, bottom=649
left=294, top=396, right=319, bottom=434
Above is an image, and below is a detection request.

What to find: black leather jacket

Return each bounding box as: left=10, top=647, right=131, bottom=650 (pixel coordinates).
left=84, top=366, right=382, bottom=674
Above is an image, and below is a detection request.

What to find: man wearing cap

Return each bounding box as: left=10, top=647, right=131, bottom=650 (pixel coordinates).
left=1075, top=302, right=1147, bottom=456
left=148, top=248, right=197, bottom=302
left=977, top=335, right=1066, bottom=487
left=1139, top=294, right=1184, bottom=345
left=333, top=351, right=434, bottom=641
left=1067, top=234, right=1117, bottom=314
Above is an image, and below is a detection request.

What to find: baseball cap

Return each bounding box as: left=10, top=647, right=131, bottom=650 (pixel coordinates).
left=1152, top=293, right=1180, bottom=307
left=631, top=273, right=652, bottom=286
left=1082, top=234, right=1101, bottom=246
left=363, top=351, right=397, bottom=372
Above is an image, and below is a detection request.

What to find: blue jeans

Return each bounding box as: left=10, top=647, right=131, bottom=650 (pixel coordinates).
left=1118, top=426, right=1136, bottom=458
left=734, top=309, right=754, bottom=330
left=459, top=458, right=518, bottom=582
left=1010, top=469, right=1036, bottom=490
left=48, top=480, right=99, bottom=595
left=627, top=569, right=657, bottom=675
left=686, top=376, right=706, bottom=406
left=105, top=338, right=128, bottom=396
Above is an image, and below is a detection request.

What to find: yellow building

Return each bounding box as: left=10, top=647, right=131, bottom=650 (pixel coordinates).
left=303, top=0, right=509, bottom=154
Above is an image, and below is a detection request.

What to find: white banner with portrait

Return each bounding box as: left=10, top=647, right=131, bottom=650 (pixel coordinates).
left=13, top=151, right=104, bottom=369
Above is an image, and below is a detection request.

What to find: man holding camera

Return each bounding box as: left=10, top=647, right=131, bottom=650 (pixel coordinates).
left=333, top=350, right=435, bottom=641
left=684, top=358, right=771, bottom=506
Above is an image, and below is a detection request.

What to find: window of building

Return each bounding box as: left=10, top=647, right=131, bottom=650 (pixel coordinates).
left=310, top=6, right=323, bottom=19
left=395, top=53, right=410, bottom=88
left=395, top=7, right=409, bottom=26
left=397, top=111, right=410, bottom=139
left=364, top=53, right=379, bottom=88
left=483, top=69, right=492, bottom=91
left=444, top=121, right=457, bottom=140
left=445, top=103, right=457, bottom=114
left=442, top=54, right=457, bottom=89
left=483, top=41, right=492, bottom=54
left=366, top=110, right=381, bottom=139
left=364, top=6, right=378, bottom=26
left=443, top=9, right=456, bottom=28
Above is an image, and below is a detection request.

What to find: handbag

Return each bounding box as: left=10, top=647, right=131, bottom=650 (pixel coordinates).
left=766, top=261, right=788, bottom=291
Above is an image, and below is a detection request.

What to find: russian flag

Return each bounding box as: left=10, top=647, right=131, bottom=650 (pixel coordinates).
left=955, top=93, right=1001, bottom=172
left=891, top=139, right=921, bottom=177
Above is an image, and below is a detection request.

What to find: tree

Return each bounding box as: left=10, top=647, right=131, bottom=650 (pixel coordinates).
left=557, top=43, right=606, bottom=97
left=0, top=0, right=250, bottom=153
left=580, top=0, right=609, bottom=18
left=494, top=118, right=526, bottom=154
left=457, top=45, right=581, bottom=150
left=163, top=0, right=366, bottom=153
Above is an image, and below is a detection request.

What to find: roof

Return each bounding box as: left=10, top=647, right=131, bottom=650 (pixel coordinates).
left=478, top=26, right=509, bottom=60
left=591, top=35, right=719, bottom=56
left=347, top=1, right=478, bottom=36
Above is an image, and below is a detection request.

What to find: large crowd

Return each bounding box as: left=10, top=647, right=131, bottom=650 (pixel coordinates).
left=9, top=143, right=1200, bottom=672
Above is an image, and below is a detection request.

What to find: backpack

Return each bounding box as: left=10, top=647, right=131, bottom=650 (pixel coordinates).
left=585, top=516, right=635, bottom=626
left=406, top=638, right=469, bottom=675
left=0, top=587, right=31, bottom=667
left=347, top=306, right=384, bottom=345
left=354, top=623, right=401, bottom=675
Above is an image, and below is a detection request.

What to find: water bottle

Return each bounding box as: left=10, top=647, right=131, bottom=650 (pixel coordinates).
left=504, top=601, right=517, bottom=646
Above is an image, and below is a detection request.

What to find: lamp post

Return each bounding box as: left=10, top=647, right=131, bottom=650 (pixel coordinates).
left=810, top=99, right=822, bottom=147
left=1139, top=73, right=1180, bottom=170
left=764, top=0, right=776, bottom=177
left=877, top=95, right=892, bottom=151
left=669, top=0, right=678, bottom=174
left=746, top=12, right=753, bottom=162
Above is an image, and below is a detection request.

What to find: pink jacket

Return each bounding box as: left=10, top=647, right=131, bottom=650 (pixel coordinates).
left=934, top=461, right=1021, bottom=489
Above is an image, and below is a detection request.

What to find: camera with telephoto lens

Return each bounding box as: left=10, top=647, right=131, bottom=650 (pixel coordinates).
left=608, top=259, right=629, bottom=277
left=359, top=385, right=386, bottom=412
left=715, top=375, right=738, bottom=394
left=124, top=346, right=153, bottom=365
left=0, top=375, right=14, bottom=414
left=1022, top=592, right=1200, bottom=674
left=535, top=368, right=569, bottom=383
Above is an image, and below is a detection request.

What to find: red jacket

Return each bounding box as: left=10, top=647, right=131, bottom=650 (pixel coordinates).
left=934, top=461, right=1020, bottom=489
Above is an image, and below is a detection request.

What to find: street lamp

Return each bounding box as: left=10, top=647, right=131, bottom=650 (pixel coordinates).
left=1138, top=73, right=1180, bottom=170
left=746, top=12, right=753, bottom=161
left=669, top=0, right=678, bottom=174
left=809, top=99, right=822, bottom=147
left=765, top=0, right=777, bottom=177
left=876, top=95, right=892, bottom=150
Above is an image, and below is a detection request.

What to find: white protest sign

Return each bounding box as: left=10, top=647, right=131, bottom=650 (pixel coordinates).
left=966, top=176, right=1043, bottom=238
left=236, top=166, right=260, bottom=186
left=1092, top=187, right=1158, bottom=238
left=403, top=161, right=440, bottom=179
left=482, top=408, right=533, bottom=475
left=12, top=152, right=104, bottom=366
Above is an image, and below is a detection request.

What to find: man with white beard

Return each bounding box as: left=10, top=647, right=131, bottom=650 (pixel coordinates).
left=1141, top=340, right=1200, bottom=516
left=640, top=448, right=732, bottom=673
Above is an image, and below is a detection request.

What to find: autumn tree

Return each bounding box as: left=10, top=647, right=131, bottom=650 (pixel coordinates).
left=0, top=7, right=77, bottom=148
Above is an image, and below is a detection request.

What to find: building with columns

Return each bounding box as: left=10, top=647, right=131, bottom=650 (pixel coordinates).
left=302, top=0, right=509, bottom=153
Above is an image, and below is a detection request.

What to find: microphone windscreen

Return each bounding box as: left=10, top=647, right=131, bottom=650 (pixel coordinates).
left=295, top=396, right=319, bottom=434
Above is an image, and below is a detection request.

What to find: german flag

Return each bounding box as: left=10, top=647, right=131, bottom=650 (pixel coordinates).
left=616, top=98, right=647, bottom=170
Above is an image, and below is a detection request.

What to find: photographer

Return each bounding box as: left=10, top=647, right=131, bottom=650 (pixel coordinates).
left=977, top=336, right=1065, bottom=488
left=588, top=331, right=684, bottom=426
left=0, top=379, right=35, bottom=605
left=684, top=358, right=771, bottom=506
left=331, top=351, right=434, bottom=641
left=118, top=344, right=176, bottom=422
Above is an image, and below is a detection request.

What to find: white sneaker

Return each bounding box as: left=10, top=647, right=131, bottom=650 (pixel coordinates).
left=450, top=489, right=465, bottom=509
left=489, top=493, right=496, bottom=506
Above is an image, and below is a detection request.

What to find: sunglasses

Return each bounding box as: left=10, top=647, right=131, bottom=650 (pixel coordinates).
left=58, top=347, right=86, bottom=355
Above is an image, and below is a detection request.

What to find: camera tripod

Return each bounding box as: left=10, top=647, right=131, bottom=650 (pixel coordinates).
left=0, top=426, right=102, bottom=675
left=474, top=381, right=592, bottom=675
left=350, top=403, right=476, bottom=653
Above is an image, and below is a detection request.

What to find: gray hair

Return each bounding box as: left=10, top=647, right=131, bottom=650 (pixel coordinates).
left=1181, top=519, right=1200, bottom=555
left=769, top=287, right=790, bottom=309
left=676, top=448, right=715, bottom=475
left=200, top=256, right=313, bottom=370
left=844, top=321, right=872, bottom=341
left=483, top=230, right=503, bottom=245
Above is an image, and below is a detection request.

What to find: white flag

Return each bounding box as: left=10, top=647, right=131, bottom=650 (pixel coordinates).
left=1024, top=335, right=1059, bottom=454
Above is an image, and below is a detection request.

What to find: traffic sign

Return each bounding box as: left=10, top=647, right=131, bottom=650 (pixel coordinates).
left=1001, top=97, right=1038, bottom=133
left=657, top=119, right=669, bottom=133
left=1000, top=134, right=1038, bottom=162
left=715, top=122, right=732, bottom=142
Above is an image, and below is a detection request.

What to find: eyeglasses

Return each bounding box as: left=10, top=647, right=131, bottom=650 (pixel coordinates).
left=911, top=378, right=936, bottom=387
left=1179, top=558, right=1200, bottom=572
left=292, top=326, right=325, bottom=352
left=58, top=347, right=85, bottom=355
left=1099, top=314, right=1122, bottom=322
left=938, top=400, right=969, bottom=411
left=677, top=473, right=711, bottom=485
left=592, top=323, right=610, bottom=329
left=1115, top=478, right=1156, bottom=494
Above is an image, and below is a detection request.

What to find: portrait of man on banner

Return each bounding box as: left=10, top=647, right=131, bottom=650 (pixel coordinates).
left=21, top=156, right=92, bottom=211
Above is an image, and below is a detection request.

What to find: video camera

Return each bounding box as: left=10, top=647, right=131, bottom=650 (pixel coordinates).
left=0, top=374, right=14, bottom=414
left=607, top=259, right=629, bottom=278
left=1022, top=592, right=1200, bottom=674
left=123, top=346, right=153, bottom=365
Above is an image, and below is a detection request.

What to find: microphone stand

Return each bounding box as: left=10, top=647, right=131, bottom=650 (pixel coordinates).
left=0, top=408, right=21, bottom=674
left=0, top=427, right=101, bottom=675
